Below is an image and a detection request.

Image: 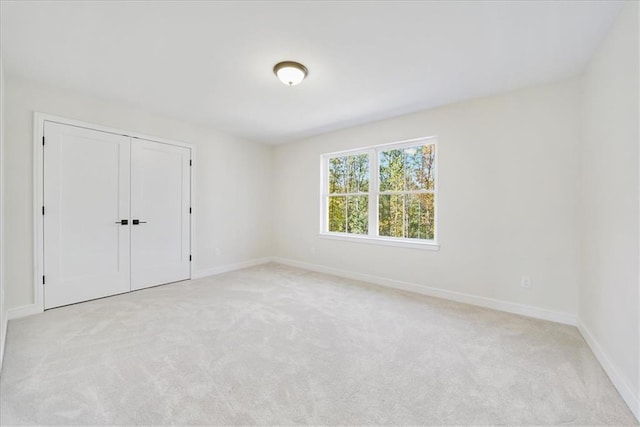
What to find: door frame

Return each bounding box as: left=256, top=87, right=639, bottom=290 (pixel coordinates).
left=33, top=112, right=196, bottom=313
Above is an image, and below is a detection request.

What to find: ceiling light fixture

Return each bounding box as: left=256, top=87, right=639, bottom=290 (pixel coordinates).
left=273, top=61, right=308, bottom=86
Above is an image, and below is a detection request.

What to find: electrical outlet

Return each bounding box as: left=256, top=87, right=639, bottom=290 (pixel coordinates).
left=521, top=276, right=531, bottom=289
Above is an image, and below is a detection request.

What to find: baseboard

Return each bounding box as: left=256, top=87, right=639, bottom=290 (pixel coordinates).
left=192, top=257, right=273, bottom=279
left=7, top=304, right=42, bottom=320
left=0, top=310, right=7, bottom=374
left=578, top=320, right=640, bottom=421
left=271, top=257, right=577, bottom=326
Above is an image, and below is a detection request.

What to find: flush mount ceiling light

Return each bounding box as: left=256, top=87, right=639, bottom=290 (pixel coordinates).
left=273, top=61, right=308, bottom=86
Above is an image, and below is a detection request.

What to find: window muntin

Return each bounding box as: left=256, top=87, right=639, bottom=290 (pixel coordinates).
left=322, top=138, right=437, bottom=245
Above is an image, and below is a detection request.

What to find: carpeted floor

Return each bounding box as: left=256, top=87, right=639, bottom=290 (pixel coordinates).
left=0, top=263, right=637, bottom=425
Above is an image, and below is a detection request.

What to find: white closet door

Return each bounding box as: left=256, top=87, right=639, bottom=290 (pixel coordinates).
left=43, top=122, right=131, bottom=309
left=131, top=139, right=191, bottom=290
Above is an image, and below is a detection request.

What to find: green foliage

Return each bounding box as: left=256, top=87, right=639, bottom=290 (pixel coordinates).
left=406, top=193, right=435, bottom=239
left=380, top=145, right=435, bottom=191
left=378, top=194, right=403, bottom=237
left=328, top=195, right=369, bottom=234
left=347, top=196, right=368, bottom=234
left=328, top=196, right=346, bottom=232
left=329, top=154, right=369, bottom=194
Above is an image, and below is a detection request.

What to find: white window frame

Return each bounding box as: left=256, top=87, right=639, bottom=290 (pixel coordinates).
left=320, top=136, right=439, bottom=251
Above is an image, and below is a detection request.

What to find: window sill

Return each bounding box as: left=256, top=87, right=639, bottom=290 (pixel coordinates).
left=319, top=233, right=440, bottom=251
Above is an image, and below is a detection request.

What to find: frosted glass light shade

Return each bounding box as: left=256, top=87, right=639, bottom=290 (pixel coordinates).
left=273, top=61, right=308, bottom=86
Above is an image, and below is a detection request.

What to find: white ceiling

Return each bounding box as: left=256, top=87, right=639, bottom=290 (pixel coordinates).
left=0, top=1, right=623, bottom=144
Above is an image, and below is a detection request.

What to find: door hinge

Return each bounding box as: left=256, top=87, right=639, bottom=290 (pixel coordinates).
left=189, top=160, right=192, bottom=166
left=42, top=275, right=45, bottom=285
left=189, top=207, right=192, bottom=214
left=189, top=255, right=192, bottom=262
left=42, top=206, right=45, bottom=215
left=42, top=136, right=45, bottom=146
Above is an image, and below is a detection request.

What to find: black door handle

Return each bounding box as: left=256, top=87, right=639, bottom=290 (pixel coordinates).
left=132, top=219, right=147, bottom=225
left=115, top=219, right=128, bottom=225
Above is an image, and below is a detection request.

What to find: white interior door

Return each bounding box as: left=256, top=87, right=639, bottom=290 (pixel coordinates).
left=43, top=122, right=131, bottom=309
left=131, top=138, right=191, bottom=290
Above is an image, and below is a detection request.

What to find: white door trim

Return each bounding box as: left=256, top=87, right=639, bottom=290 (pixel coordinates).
left=33, top=112, right=196, bottom=313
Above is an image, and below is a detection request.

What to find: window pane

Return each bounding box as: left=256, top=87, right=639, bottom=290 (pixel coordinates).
left=405, top=144, right=436, bottom=191
left=328, top=196, right=368, bottom=234
left=329, top=154, right=369, bottom=194
left=346, top=196, right=368, bottom=235
left=378, top=194, right=404, bottom=238
left=329, top=157, right=347, bottom=194
left=379, top=144, right=436, bottom=192
left=379, top=193, right=435, bottom=240
left=406, top=193, right=435, bottom=240
left=379, top=149, right=404, bottom=192
left=346, top=154, right=369, bottom=193
left=328, top=196, right=346, bottom=232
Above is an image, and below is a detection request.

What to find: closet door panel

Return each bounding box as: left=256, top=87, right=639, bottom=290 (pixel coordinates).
left=131, top=139, right=190, bottom=290
left=43, top=122, right=131, bottom=309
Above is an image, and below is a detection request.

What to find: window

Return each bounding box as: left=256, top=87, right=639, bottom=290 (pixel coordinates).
left=321, top=137, right=438, bottom=249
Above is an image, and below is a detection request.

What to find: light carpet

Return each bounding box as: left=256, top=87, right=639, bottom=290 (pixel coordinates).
left=0, top=263, right=636, bottom=425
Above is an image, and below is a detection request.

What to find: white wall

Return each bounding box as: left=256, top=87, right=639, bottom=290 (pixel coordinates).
left=273, top=78, right=582, bottom=320
left=579, top=2, right=639, bottom=418
left=3, top=75, right=272, bottom=311
left=0, top=55, right=7, bottom=369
